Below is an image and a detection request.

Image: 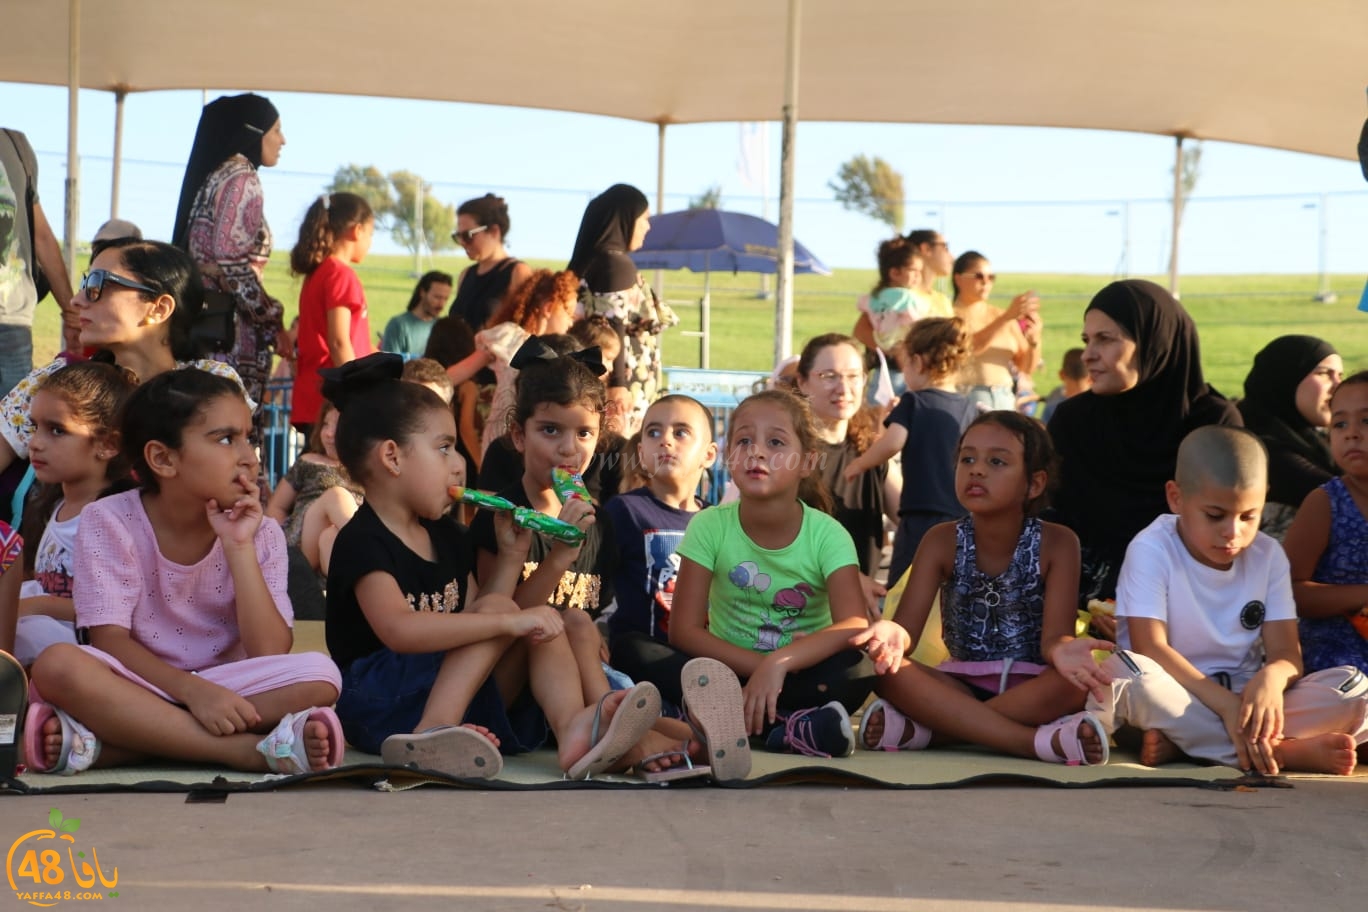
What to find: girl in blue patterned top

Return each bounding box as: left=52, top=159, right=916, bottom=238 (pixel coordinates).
left=1286, top=372, right=1368, bottom=675
left=851, top=411, right=1115, bottom=764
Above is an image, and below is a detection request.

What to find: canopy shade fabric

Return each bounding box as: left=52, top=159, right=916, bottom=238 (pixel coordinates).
left=4, top=0, right=1365, bottom=161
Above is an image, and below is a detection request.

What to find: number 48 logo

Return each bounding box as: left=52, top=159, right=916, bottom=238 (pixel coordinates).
left=6, top=809, right=119, bottom=906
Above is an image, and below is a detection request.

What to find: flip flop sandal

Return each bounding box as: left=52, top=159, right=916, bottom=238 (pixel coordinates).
left=1033, top=710, right=1110, bottom=766
left=1, top=650, right=27, bottom=778
left=857, top=698, right=932, bottom=752
left=382, top=725, right=503, bottom=780
left=638, top=743, right=712, bottom=784
left=22, top=702, right=99, bottom=775
left=680, top=657, right=752, bottom=782
left=257, top=706, right=346, bottom=775
left=566, top=682, right=661, bottom=780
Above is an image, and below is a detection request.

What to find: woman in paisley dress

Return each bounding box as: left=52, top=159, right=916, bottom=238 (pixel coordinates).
left=172, top=93, right=287, bottom=444
left=567, top=184, right=677, bottom=435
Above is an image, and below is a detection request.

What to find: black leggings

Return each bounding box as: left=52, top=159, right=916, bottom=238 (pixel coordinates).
left=610, top=632, right=876, bottom=717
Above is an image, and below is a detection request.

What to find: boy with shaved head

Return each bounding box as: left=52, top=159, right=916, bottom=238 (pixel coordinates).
left=1086, top=426, right=1368, bottom=775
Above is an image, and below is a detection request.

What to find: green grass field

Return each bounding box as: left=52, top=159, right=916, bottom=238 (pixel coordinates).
left=33, top=254, right=1368, bottom=396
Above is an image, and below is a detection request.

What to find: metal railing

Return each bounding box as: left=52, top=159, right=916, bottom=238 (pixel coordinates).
left=261, top=379, right=305, bottom=490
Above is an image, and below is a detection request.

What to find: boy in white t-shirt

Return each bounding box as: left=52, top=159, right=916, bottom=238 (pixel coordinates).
left=1087, top=426, right=1368, bottom=775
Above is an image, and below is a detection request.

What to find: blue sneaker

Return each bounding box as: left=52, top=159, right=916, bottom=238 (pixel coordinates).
left=765, top=702, right=854, bottom=758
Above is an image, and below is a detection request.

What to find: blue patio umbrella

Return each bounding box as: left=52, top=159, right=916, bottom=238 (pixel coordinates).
left=629, top=208, right=830, bottom=276
left=629, top=209, right=829, bottom=368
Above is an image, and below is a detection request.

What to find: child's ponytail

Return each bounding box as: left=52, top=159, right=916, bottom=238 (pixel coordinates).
left=320, top=352, right=446, bottom=484
left=872, top=236, right=916, bottom=296
left=290, top=191, right=374, bottom=276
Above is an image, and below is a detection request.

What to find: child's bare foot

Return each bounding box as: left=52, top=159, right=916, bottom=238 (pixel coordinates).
left=1046, top=717, right=1105, bottom=764
left=302, top=719, right=335, bottom=771
left=627, top=724, right=704, bottom=773
left=861, top=703, right=887, bottom=749
left=558, top=689, right=628, bottom=772
left=559, top=683, right=662, bottom=777
left=1273, top=732, right=1358, bottom=776
left=38, top=712, right=64, bottom=769
left=1138, top=729, right=1182, bottom=767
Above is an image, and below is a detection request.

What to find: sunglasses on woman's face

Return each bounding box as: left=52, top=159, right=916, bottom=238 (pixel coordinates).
left=79, top=269, right=162, bottom=302
left=963, top=271, right=996, bottom=282
left=451, top=225, right=489, bottom=245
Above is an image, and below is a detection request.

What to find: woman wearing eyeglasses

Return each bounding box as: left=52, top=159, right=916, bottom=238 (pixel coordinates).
left=795, top=334, right=899, bottom=613
left=568, top=184, right=678, bottom=435
left=171, top=94, right=287, bottom=446
left=0, top=239, right=249, bottom=482
left=448, top=195, right=532, bottom=348
left=950, top=251, right=1042, bottom=413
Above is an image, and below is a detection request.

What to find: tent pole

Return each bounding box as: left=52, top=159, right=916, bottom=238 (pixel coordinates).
left=774, top=0, right=801, bottom=367
left=111, top=89, right=126, bottom=218
left=64, top=0, right=81, bottom=278
left=1168, top=135, right=1183, bottom=299
left=654, top=122, right=666, bottom=300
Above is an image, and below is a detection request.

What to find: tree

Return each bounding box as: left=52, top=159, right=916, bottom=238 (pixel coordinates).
left=689, top=185, right=723, bottom=209
left=829, top=155, right=904, bottom=232
left=388, top=170, right=457, bottom=256
left=1167, top=140, right=1203, bottom=286
left=328, top=164, right=394, bottom=216
left=327, top=164, right=457, bottom=257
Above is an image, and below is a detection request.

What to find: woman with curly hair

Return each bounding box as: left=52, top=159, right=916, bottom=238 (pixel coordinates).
left=443, top=269, right=579, bottom=458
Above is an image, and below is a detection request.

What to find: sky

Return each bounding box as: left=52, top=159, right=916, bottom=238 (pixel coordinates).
left=3, top=81, right=1367, bottom=276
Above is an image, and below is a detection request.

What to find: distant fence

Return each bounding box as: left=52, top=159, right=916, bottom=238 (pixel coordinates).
left=31, top=149, right=1368, bottom=281
left=262, top=370, right=766, bottom=503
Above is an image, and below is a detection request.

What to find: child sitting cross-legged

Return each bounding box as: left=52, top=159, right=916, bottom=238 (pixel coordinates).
left=26, top=369, right=344, bottom=775
left=1087, top=425, right=1368, bottom=775
left=854, top=411, right=1114, bottom=765
left=324, top=353, right=664, bottom=779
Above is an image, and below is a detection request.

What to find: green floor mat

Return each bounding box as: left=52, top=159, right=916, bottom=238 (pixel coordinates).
left=4, top=744, right=1263, bottom=795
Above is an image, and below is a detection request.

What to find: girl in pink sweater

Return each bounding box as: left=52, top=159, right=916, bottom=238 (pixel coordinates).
left=25, top=368, right=343, bottom=775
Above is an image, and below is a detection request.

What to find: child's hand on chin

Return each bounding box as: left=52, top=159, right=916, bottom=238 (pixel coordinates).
left=207, top=473, right=263, bottom=548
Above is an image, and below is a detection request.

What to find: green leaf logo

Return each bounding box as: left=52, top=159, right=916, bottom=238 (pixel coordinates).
left=48, top=807, right=62, bottom=828
left=60, top=818, right=81, bottom=833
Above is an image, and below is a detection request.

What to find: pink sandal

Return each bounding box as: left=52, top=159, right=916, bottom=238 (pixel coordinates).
left=1033, top=711, right=1110, bottom=766
left=857, top=699, right=933, bottom=752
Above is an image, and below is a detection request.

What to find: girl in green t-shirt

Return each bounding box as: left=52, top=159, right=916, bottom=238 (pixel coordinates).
left=672, top=390, right=876, bottom=759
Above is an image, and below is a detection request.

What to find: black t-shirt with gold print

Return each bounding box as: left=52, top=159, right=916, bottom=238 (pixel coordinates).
left=326, top=501, right=473, bottom=671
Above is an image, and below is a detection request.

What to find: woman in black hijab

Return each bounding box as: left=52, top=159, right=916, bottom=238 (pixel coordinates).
left=567, top=184, right=677, bottom=434
left=172, top=93, right=287, bottom=443
left=1238, top=335, right=1342, bottom=538
left=1047, top=279, right=1241, bottom=608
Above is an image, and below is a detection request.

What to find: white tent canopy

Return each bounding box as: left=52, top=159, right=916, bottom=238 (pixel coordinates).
left=6, top=0, right=1366, bottom=360
left=7, top=0, right=1365, bottom=159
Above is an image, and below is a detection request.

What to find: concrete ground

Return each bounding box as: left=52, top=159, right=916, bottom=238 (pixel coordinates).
left=5, top=778, right=1364, bottom=911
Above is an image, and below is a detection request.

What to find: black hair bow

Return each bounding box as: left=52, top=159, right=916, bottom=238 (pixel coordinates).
left=319, top=351, right=404, bottom=411
left=510, top=336, right=606, bottom=377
